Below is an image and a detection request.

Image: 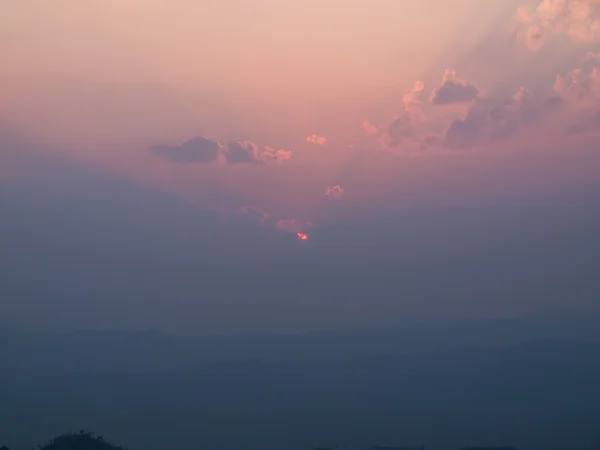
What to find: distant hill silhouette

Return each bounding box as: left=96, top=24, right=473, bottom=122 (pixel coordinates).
left=37, top=432, right=127, bottom=450
left=3, top=314, right=600, bottom=382
left=2, top=340, right=599, bottom=450
left=2, top=435, right=529, bottom=450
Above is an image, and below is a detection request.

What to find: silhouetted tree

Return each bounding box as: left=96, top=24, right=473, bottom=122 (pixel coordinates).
left=0, top=445, right=12, bottom=450
left=37, top=431, right=128, bottom=450
left=365, top=446, right=425, bottom=450
left=460, top=447, right=520, bottom=450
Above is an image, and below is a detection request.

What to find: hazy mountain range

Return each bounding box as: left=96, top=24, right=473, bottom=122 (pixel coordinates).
left=2, top=316, right=600, bottom=450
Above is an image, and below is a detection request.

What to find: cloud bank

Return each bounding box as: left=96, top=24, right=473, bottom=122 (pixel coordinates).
left=150, top=137, right=292, bottom=165
left=363, top=55, right=600, bottom=152
left=514, top=0, right=600, bottom=50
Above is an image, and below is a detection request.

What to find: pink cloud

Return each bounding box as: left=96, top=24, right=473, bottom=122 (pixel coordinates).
left=237, top=203, right=321, bottom=240
left=553, top=65, right=600, bottom=133
left=370, top=81, right=429, bottom=149
left=362, top=121, right=382, bottom=137
left=554, top=67, right=600, bottom=99
left=238, top=205, right=318, bottom=239
left=588, top=50, right=600, bottom=60
left=325, top=185, right=345, bottom=198
left=513, top=86, right=534, bottom=103
left=262, top=146, right=293, bottom=163
left=358, top=55, right=600, bottom=154
left=276, top=218, right=313, bottom=234
left=365, top=73, right=461, bottom=151
left=239, top=205, right=270, bottom=223
left=514, top=0, right=600, bottom=50
left=385, top=114, right=418, bottom=147
left=306, top=134, right=327, bottom=146
left=442, top=60, right=600, bottom=149
left=402, top=80, right=426, bottom=110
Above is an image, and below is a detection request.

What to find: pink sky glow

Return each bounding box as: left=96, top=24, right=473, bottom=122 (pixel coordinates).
left=2, top=0, right=600, bottom=237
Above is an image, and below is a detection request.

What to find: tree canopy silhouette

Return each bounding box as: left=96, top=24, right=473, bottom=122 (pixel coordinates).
left=37, top=431, right=128, bottom=450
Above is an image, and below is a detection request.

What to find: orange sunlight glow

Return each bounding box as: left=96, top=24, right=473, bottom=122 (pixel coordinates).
left=297, top=232, right=309, bottom=241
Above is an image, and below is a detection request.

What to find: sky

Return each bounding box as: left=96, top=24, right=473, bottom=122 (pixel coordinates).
left=1, top=0, right=600, bottom=332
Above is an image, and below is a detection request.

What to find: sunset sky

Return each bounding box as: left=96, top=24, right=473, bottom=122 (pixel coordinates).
left=2, top=0, right=600, bottom=331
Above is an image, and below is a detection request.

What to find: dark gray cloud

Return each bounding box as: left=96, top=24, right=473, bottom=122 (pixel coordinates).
left=223, top=141, right=261, bottom=164
left=150, top=137, right=289, bottom=165
left=431, top=69, right=479, bottom=105
left=444, top=89, right=561, bottom=149
left=150, top=136, right=220, bottom=163
left=422, top=135, right=441, bottom=147
left=445, top=98, right=501, bottom=149
left=566, top=110, right=600, bottom=134
left=386, top=114, right=417, bottom=147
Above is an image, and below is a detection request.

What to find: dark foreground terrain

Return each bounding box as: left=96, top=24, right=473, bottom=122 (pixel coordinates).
left=2, top=432, right=125, bottom=450
left=0, top=432, right=597, bottom=450
left=2, top=319, right=600, bottom=450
